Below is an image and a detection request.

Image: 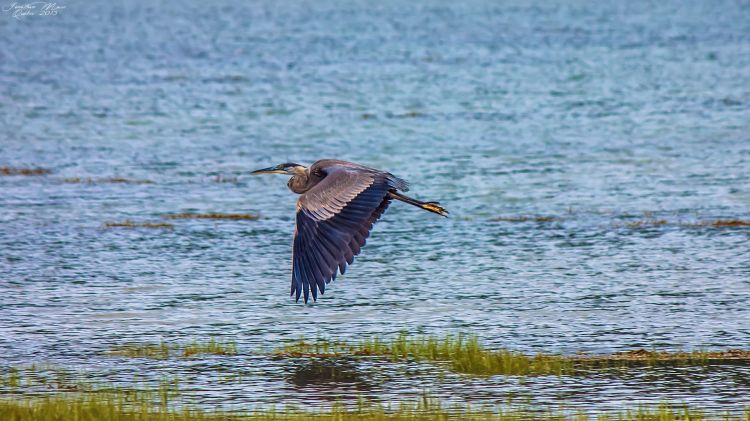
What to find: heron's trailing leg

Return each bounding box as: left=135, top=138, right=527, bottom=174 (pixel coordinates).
left=388, top=191, right=448, bottom=217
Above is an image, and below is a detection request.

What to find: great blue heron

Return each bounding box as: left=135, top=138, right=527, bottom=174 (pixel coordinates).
left=252, top=159, right=448, bottom=303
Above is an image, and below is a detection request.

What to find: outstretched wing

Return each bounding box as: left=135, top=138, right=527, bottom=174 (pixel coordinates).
left=292, top=165, right=402, bottom=303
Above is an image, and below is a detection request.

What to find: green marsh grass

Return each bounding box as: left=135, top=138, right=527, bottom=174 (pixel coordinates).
left=109, top=334, right=750, bottom=376
left=1, top=364, right=182, bottom=397
left=275, top=333, right=750, bottom=376
left=1, top=368, right=21, bottom=388
left=1, top=365, right=83, bottom=391
left=4, top=362, right=750, bottom=420
left=1, top=392, right=747, bottom=421
left=276, top=333, right=574, bottom=376
left=182, top=338, right=238, bottom=357
left=109, top=339, right=237, bottom=359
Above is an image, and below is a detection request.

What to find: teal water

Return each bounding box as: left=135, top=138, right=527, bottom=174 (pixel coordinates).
left=1, top=0, right=750, bottom=413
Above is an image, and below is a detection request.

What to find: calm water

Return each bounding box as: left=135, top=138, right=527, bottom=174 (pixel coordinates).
left=2, top=0, right=750, bottom=413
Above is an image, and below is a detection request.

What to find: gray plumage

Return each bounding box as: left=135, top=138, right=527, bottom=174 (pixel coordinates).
left=252, top=159, right=447, bottom=303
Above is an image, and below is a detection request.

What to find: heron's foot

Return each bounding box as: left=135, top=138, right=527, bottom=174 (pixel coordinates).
left=422, top=202, right=449, bottom=217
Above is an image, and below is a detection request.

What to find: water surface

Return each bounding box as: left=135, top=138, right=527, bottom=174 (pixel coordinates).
left=1, top=0, right=750, bottom=413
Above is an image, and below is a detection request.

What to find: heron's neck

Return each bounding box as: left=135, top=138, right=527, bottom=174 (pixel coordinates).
left=287, top=166, right=311, bottom=194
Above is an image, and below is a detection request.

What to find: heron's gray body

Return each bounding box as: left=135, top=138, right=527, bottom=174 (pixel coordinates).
left=253, top=159, right=446, bottom=303
left=286, top=159, right=408, bottom=195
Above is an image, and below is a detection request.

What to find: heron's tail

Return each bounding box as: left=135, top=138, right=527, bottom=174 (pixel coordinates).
left=388, top=191, right=448, bottom=217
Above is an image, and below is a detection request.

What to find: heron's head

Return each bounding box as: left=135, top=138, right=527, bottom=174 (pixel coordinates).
left=251, top=162, right=306, bottom=176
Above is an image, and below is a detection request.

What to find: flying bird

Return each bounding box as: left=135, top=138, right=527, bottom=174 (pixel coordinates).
left=252, top=159, right=447, bottom=303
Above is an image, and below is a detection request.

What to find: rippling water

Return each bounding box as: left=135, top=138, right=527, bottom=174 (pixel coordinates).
left=2, top=0, right=750, bottom=413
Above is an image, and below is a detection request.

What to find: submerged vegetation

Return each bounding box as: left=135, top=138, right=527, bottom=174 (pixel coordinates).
left=604, top=348, right=750, bottom=364
left=103, top=213, right=260, bottom=230
left=64, top=177, right=154, bottom=184
left=1, top=364, right=179, bottom=400
left=621, top=219, right=750, bottom=229
left=164, top=212, right=260, bottom=220
left=0, top=167, right=51, bottom=176
left=710, top=219, right=750, bottom=227
left=109, top=342, right=172, bottom=359
left=104, top=221, right=175, bottom=229
left=488, top=214, right=750, bottom=230
left=492, top=216, right=556, bottom=223
left=622, top=219, right=669, bottom=229
left=10, top=363, right=743, bottom=421
left=182, top=339, right=238, bottom=357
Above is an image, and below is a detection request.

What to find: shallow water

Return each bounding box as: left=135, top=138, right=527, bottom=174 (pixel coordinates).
left=2, top=0, right=750, bottom=413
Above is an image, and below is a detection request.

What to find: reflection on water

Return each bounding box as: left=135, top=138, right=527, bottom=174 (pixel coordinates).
left=288, top=358, right=370, bottom=390
left=2, top=0, right=750, bottom=414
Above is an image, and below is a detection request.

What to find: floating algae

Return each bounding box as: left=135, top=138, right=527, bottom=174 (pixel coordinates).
left=104, top=221, right=174, bottom=229
left=488, top=215, right=750, bottom=230
left=0, top=167, right=50, bottom=176
left=64, top=177, right=154, bottom=184
left=623, top=219, right=750, bottom=229
left=710, top=219, right=750, bottom=227
left=491, top=216, right=556, bottom=223
left=621, top=219, right=669, bottom=229
left=164, top=213, right=259, bottom=221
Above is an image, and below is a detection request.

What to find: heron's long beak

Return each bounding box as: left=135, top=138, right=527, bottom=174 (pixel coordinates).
left=251, top=166, right=287, bottom=175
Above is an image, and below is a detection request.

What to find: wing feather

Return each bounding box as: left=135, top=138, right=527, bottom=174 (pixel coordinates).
left=291, top=164, right=403, bottom=303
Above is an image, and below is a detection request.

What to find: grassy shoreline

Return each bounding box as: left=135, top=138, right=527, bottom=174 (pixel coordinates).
left=3, top=333, right=750, bottom=420
left=2, top=393, right=748, bottom=421
left=272, top=333, right=750, bottom=376
left=100, top=334, right=750, bottom=376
